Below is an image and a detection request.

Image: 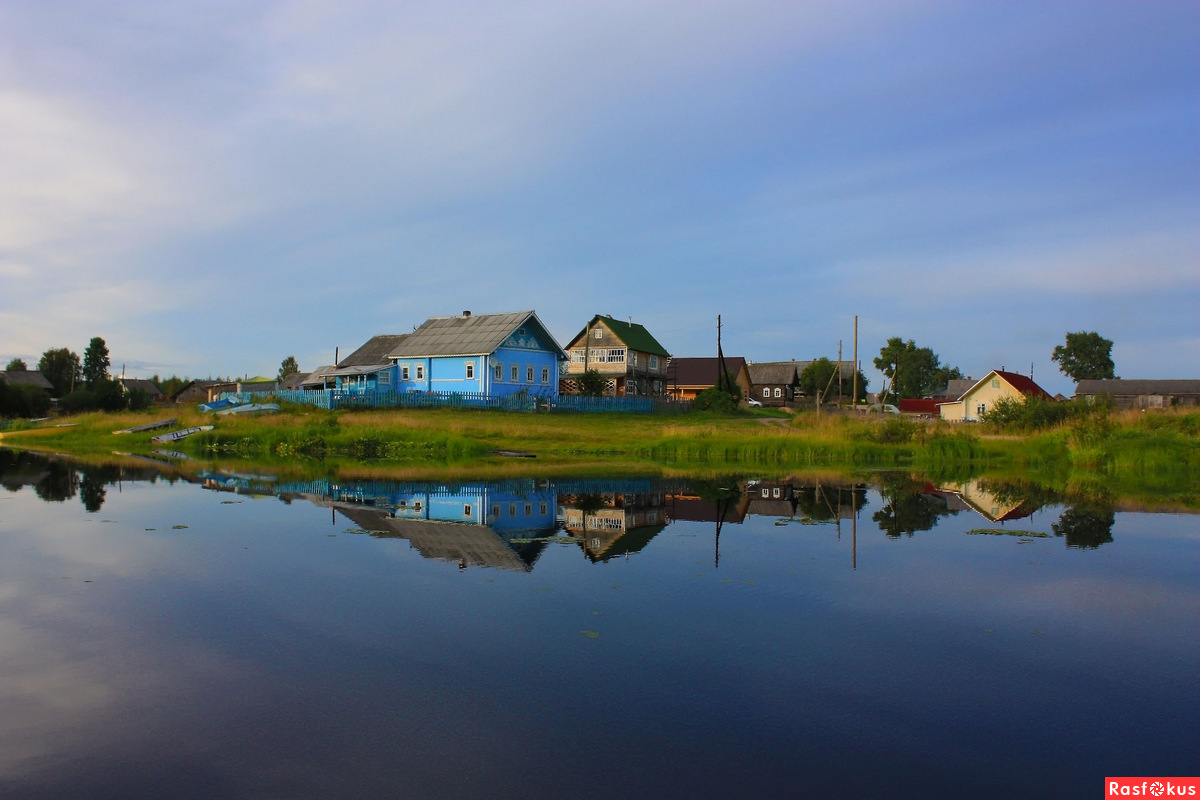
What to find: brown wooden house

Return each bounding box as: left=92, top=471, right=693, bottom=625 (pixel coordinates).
left=665, top=356, right=749, bottom=401
left=561, top=314, right=671, bottom=397
left=739, top=361, right=800, bottom=407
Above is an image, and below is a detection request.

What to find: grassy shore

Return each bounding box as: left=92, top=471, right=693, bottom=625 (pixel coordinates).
left=3, top=402, right=1197, bottom=477
left=4, top=405, right=1197, bottom=508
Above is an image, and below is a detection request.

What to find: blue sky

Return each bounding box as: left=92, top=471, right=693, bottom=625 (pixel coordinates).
left=1, top=1, right=1196, bottom=396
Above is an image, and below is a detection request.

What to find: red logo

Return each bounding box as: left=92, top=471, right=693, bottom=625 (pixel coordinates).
left=1107, top=778, right=1200, bottom=797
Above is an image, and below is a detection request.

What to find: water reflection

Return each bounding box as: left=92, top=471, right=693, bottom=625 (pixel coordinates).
left=0, top=450, right=1147, bottom=564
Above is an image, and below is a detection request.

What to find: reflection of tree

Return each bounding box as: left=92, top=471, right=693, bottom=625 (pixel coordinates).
left=794, top=486, right=869, bottom=521
left=873, top=483, right=957, bottom=538
left=79, top=474, right=107, bottom=512
left=35, top=461, right=79, bottom=502
left=77, top=465, right=122, bottom=514
left=1052, top=506, right=1115, bottom=549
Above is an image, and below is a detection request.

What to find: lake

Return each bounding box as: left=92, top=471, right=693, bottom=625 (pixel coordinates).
left=0, top=450, right=1196, bottom=799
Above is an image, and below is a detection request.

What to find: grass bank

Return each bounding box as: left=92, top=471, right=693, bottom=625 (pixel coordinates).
left=3, top=404, right=1197, bottom=490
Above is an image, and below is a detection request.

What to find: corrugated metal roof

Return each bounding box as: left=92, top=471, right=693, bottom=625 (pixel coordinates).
left=746, top=362, right=799, bottom=385
left=339, top=334, right=410, bottom=367
left=389, top=311, right=565, bottom=359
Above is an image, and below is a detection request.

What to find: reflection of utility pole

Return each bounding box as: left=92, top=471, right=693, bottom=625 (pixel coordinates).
left=714, top=493, right=730, bottom=569
left=851, top=485, right=857, bottom=570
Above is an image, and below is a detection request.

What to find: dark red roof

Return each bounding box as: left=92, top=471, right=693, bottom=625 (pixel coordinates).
left=995, top=370, right=1052, bottom=401
left=667, top=357, right=747, bottom=388
left=899, top=398, right=942, bottom=415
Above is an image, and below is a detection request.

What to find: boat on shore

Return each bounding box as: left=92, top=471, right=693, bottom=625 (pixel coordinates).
left=150, top=425, right=214, bottom=443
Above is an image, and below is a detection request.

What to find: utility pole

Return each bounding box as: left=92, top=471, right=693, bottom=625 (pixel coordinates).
left=716, top=315, right=729, bottom=393
left=837, top=340, right=842, bottom=405
left=852, top=316, right=858, bottom=408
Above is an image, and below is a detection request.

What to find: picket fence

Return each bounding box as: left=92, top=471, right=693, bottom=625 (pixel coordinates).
left=222, top=389, right=690, bottom=414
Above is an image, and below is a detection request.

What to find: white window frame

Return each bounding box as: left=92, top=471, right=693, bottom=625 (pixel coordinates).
left=415, top=364, right=424, bottom=381
left=774, top=387, right=782, bottom=398
left=593, top=328, right=603, bottom=339
left=400, top=365, right=410, bottom=381
left=511, top=364, right=519, bottom=381
left=649, top=355, right=658, bottom=370
left=762, top=387, right=770, bottom=398
left=526, top=365, right=534, bottom=382
left=494, top=363, right=503, bottom=381
left=541, top=367, right=550, bottom=384
left=466, top=362, right=474, bottom=380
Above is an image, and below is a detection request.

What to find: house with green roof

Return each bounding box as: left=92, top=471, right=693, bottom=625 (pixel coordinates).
left=562, top=314, right=671, bottom=397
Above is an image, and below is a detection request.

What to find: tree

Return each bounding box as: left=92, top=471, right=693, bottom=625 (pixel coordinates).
left=82, top=337, right=111, bottom=387
left=278, top=356, right=300, bottom=382
left=38, top=348, right=81, bottom=397
left=874, top=337, right=962, bottom=402
left=799, top=358, right=869, bottom=403
left=5, top=358, right=27, bottom=371
left=578, top=369, right=607, bottom=397
left=1052, top=331, right=1116, bottom=381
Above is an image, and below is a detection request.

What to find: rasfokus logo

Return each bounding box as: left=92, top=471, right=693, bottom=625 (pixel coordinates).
left=1106, top=778, right=1199, bottom=797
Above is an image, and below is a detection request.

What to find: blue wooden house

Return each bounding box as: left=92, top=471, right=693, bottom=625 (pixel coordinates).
left=323, top=310, right=566, bottom=398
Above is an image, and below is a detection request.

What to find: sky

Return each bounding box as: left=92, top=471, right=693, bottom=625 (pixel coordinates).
left=1, top=1, right=1197, bottom=397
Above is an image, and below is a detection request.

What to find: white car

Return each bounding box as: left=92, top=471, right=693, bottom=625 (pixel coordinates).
left=746, top=398, right=764, bottom=408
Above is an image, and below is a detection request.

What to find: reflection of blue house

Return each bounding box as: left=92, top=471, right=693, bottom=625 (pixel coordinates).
left=392, top=486, right=558, bottom=533
left=316, top=311, right=566, bottom=398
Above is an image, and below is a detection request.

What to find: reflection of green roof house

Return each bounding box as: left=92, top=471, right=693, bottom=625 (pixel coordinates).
left=562, top=314, right=671, bottom=397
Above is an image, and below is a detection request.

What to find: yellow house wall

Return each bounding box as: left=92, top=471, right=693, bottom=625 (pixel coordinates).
left=939, top=374, right=1024, bottom=422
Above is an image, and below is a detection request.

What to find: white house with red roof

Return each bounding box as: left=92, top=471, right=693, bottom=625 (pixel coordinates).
left=937, top=369, right=1052, bottom=422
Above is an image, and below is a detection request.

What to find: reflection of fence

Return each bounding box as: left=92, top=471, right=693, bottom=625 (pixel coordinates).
left=221, top=389, right=691, bottom=414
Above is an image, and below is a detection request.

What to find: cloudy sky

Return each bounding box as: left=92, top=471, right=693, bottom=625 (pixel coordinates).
left=1, top=1, right=1196, bottom=396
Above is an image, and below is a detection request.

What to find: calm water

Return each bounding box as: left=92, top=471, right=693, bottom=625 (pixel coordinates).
left=0, top=451, right=1196, bottom=799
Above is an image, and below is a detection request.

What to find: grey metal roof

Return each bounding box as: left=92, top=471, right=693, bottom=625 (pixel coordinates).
left=339, top=334, right=411, bottom=367
left=389, top=311, right=566, bottom=359
left=328, top=363, right=391, bottom=377
left=0, top=370, right=55, bottom=390
left=1076, top=379, right=1200, bottom=396
left=119, top=378, right=163, bottom=396
left=300, top=365, right=338, bottom=387
left=746, top=362, right=799, bottom=385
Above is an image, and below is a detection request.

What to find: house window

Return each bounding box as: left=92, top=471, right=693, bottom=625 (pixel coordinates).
left=541, top=367, right=550, bottom=384
left=378, top=372, right=391, bottom=385
left=762, top=388, right=770, bottom=398
left=774, top=388, right=782, bottom=398
left=466, top=362, right=474, bottom=379
left=649, top=355, right=658, bottom=370
left=509, top=503, right=517, bottom=516
left=593, top=328, right=603, bottom=339
left=415, top=364, right=424, bottom=380
left=518, top=328, right=526, bottom=336
left=631, top=352, right=638, bottom=366
left=773, top=488, right=780, bottom=498
left=992, top=379, right=1000, bottom=388
left=400, top=365, right=410, bottom=381
left=491, top=504, right=501, bottom=517
left=463, top=504, right=472, bottom=517
left=539, top=502, right=548, bottom=515
left=526, top=366, right=534, bottom=382
left=524, top=503, right=532, bottom=515
left=511, top=364, right=519, bottom=381
left=570, top=349, right=586, bottom=364
left=762, top=488, right=769, bottom=497
left=977, top=403, right=986, bottom=415
left=494, top=363, right=503, bottom=380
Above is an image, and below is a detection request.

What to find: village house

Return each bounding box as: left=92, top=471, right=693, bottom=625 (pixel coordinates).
left=313, top=311, right=566, bottom=400
left=1074, top=379, right=1200, bottom=409
left=665, top=356, right=749, bottom=401
left=561, top=315, right=671, bottom=397
left=118, top=377, right=165, bottom=403
left=938, top=369, right=1052, bottom=422
left=739, top=361, right=800, bottom=407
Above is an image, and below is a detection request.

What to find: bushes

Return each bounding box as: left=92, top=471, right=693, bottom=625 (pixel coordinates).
left=0, top=381, right=51, bottom=418
left=982, top=397, right=1077, bottom=431
left=691, top=386, right=739, bottom=413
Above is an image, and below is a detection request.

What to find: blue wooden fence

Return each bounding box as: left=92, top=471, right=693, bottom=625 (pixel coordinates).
left=222, top=389, right=691, bottom=414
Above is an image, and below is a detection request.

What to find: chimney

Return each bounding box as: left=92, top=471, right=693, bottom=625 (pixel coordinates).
left=463, top=310, right=471, bottom=317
